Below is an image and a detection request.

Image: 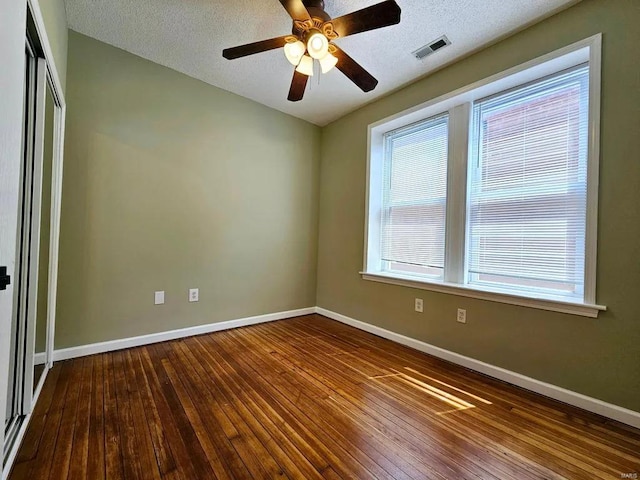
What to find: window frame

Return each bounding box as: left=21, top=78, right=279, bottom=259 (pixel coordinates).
left=363, top=34, right=605, bottom=318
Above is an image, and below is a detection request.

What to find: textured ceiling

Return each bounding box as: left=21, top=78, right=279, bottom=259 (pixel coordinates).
left=65, top=0, right=579, bottom=126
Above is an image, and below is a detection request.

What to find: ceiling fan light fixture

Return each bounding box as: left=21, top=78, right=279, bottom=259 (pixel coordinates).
left=284, top=40, right=306, bottom=66
left=222, top=0, right=402, bottom=101
left=295, top=54, right=314, bottom=76
left=307, top=31, right=329, bottom=59
left=319, top=52, right=338, bottom=73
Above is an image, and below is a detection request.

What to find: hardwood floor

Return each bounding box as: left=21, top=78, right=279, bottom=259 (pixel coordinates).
left=9, top=314, right=640, bottom=479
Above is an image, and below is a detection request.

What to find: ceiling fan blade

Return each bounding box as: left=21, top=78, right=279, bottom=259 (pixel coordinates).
left=329, top=0, right=401, bottom=38
left=278, top=0, right=311, bottom=21
left=332, top=45, right=378, bottom=93
left=223, top=36, right=289, bottom=60
left=288, top=69, right=309, bottom=102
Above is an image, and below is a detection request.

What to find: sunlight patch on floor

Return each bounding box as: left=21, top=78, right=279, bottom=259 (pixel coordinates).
left=397, top=374, right=475, bottom=410
left=403, top=367, right=493, bottom=405
left=365, top=365, right=494, bottom=415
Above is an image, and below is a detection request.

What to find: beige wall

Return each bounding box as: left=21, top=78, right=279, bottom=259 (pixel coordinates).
left=56, top=31, right=320, bottom=348
left=316, top=0, right=640, bottom=412
left=39, top=0, right=68, bottom=91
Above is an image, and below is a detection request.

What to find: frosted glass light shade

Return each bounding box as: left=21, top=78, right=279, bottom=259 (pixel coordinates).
left=295, top=55, right=314, bottom=76
left=319, top=52, right=338, bottom=73
left=307, top=32, right=329, bottom=60
left=284, top=40, right=305, bottom=66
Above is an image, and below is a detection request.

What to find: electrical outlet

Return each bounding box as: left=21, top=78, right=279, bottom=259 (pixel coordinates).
left=415, top=298, right=423, bottom=313
left=154, top=291, right=165, bottom=305
left=457, top=308, right=467, bottom=323
left=189, top=288, right=199, bottom=302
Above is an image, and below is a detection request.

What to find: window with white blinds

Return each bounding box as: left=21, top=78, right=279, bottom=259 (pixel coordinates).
left=467, top=65, right=589, bottom=298
left=365, top=37, right=602, bottom=315
left=381, top=114, right=449, bottom=278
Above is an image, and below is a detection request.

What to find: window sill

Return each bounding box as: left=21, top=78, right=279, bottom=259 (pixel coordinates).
left=360, top=271, right=606, bottom=318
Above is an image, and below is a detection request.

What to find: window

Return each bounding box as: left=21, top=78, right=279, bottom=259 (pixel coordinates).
left=467, top=66, right=588, bottom=297
left=382, top=114, right=449, bottom=279
left=364, top=35, right=605, bottom=317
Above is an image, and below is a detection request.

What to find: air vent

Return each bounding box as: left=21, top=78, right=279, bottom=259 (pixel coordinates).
left=413, top=35, right=451, bottom=60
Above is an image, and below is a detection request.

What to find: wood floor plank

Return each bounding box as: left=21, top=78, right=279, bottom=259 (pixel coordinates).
left=67, top=356, right=94, bottom=479
left=8, top=314, right=640, bottom=480
left=103, top=353, right=125, bottom=480
left=112, top=350, right=145, bottom=480
left=86, top=355, right=105, bottom=480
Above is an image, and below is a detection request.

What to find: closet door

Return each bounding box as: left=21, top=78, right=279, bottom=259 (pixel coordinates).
left=2, top=45, right=41, bottom=458
left=2, top=3, right=65, bottom=470
left=0, top=44, right=53, bottom=460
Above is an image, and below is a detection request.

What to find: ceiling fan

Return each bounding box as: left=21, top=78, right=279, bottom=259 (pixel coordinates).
left=222, top=0, right=401, bottom=102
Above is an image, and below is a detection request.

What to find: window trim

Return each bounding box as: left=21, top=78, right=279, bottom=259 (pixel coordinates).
left=363, top=34, right=605, bottom=318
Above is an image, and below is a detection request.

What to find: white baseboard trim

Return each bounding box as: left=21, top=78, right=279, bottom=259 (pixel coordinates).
left=53, top=307, right=315, bottom=362
left=34, top=352, right=46, bottom=365
left=315, top=307, right=640, bottom=430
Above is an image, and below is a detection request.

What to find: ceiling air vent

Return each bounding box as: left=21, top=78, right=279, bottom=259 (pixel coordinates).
left=413, top=35, right=451, bottom=60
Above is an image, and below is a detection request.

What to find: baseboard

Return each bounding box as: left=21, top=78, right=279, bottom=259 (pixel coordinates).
left=33, top=352, right=46, bottom=365
left=315, top=307, right=640, bottom=430
left=53, top=307, right=315, bottom=362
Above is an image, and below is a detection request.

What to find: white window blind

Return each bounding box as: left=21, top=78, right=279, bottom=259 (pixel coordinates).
left=382, top=114, right=449, bottom=278
left=467, top=65, right=589, bottom=297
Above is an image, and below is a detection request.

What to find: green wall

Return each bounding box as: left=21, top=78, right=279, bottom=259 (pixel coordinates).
left=316, top=0, right=640, bottom=412
left=56, top=31, right=320, bottom=348
left=39, top=0, right=67, bottom=91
